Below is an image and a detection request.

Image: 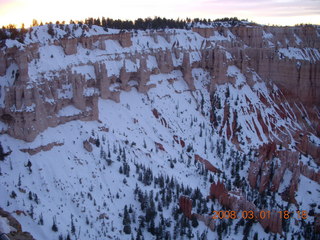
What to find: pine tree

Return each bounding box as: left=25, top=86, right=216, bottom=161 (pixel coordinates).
left=0, top=142, right=5, bottom=161
left=123, top=205, right=131, bottom=234
left=173, top=224, right=179, bottom=239
left=135, top=226, right=143, bottom=240
left=191, top=215, right=199, bottom=228
left=158, top=202, right=163, bottom=212
left=47, top=23, right=55, bottom=37
left=26, top=160, right=32, bottom=173
left=170, top=160, right=174, bottom=168
left=10, top=191, right=16, bottom=199
left=122, top=205, right=131, bottom=225
left=71, top=214, right=75, bottom=235
left=34, top=193, right=39, bottom=204
left=123, top=225, right=132, bottom=235
left=51, top=217, right=58, bottom=232
left=148, top=218, right=156, bottom=235
left=29, top=191, right=33, bottom=200
left=29, top=204, right=34, bottom=219
left=187, top=224, right=193, bottom=239
left=38, top=213, right=44, bottom=225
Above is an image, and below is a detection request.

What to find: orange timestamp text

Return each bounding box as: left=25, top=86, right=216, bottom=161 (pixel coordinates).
left=211, top=210, right=308, bottom=220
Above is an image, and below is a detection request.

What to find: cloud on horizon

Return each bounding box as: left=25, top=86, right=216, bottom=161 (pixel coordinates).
left=185, top=0, right=320, bottom=16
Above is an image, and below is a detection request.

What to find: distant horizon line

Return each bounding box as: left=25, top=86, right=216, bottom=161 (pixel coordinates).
left=1, top=16, right=318, bottom=29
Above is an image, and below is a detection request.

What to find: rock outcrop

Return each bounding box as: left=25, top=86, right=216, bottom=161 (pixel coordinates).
left=194, top=154, right=221, bottom=173
left=248, top=139, right=320, bottom=205
left=179, top=196, right=193, bottom=219
left=61, top=38, right=78, bottom=55
left=83, top=140, right=93, bottom=152
left=179, top=196, right=215, bottom=231
left=210, top=181, right=282, bottom=234
left=192, top=27, right=214, bottom=38
left=155, top=49, right=174, bottom=74
left=20, top=142, right=64, bottom=155
left=0, top=51, right=6, bottom=76
left=0, top=208, right=35, bottom=240
left=181, top=51, right=195, bottom=90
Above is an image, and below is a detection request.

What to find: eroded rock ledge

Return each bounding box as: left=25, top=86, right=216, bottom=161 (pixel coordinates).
left=20, top=141, right=64, bottom=155
left=0, top=25, right=319, bottom=142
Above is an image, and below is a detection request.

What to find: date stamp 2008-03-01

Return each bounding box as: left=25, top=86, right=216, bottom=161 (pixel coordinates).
left=211, top=210, right=308, bottom=220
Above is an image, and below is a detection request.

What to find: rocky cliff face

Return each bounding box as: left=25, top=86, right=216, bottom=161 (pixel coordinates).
left=0, top=23, right=319, bottom=238
left=0, top=24, right=319, bottom=142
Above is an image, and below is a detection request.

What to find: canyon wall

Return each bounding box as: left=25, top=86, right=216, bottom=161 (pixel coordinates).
left=0, top=25, right=319, bottom=142
left=0, top=24, right=319, bottom=236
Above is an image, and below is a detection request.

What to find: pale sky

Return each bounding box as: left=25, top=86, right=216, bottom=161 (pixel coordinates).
left=0, top=0, right=319, bottom=27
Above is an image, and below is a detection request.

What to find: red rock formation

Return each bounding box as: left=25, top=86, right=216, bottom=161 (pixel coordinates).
left=152, top=109, right=160, bottom=119
left=193, top=213, right=215, bottom=231
left=270, top=161, right=287, bottom=192
left=179, top=196, right=216, bottom=231
left=192, top=28, right=214, bottom=38
left=20, top=142, right=64, bottom=155
left=70, top=71, right=86, bottom=111
left=259, top=211, right=283, bottom=234
left=94, top=62, right=112, bottom=99
left=195, top=154, right=221, bottom=173
left=248, top=143, right=276, bottom=191
left=173, top=135, right=179, bottom=144
left=80, top=36, right=94, bottom=50
left=74, top=32, right=133, bottom=51
left=155, top=142, right=165, bottom=151
left=137, top=57, right=153, bottom=93
left=0, top=50, right=6, bottom=76
left=219, top=104, right=230, bottom=136
left=0, top=207, right=35, bottom=240
left=119, top=62, right=131, bottom=90
left=210, top=181, right=282, bottom=234
left=180, top=139, right=185, bottom=148
left=182, top=51, right=195, bottom=90
left=61, top=38, right=78, bottom=55
left=287, top=169, right=300, bottom=205
left=179, top=196, right=193, bottom=219
left=118, top=32, right=132, bottom=47
left=83, top=140, right=93, bottom=152
left=230, top=26, right=263, bottom=48
left=295, top=133, right=320, bottom=163
left=155, top=49, right=174, bottom=74
left=256, top=109, right=269, bottom=138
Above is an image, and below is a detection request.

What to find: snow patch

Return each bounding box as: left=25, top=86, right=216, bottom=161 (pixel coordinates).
left=58, top=105, right=82, bottom=117
left=0, top=216, right=15, bottom=234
